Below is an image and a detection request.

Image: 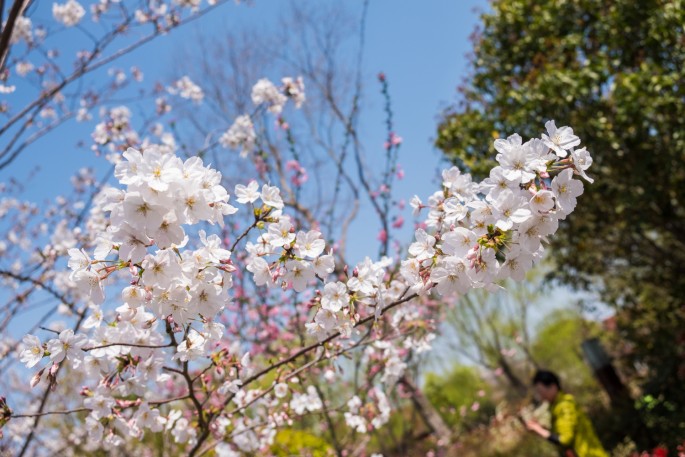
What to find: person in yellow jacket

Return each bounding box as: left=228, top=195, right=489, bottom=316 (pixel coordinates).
left=525, top=370, right=609, bottom=457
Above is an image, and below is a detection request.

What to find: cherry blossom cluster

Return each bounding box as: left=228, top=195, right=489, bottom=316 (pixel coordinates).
left=17, top=147, right=239, bottom=353
left=1, top=0, right=596, bottom=449
left=9, top=16, right=34, bottom=45
left=219, top=76, right=306, bottom=156
left=91, top=106, right=137, bottom=148
left=168, top=76, right=205, bottom=104
left=344, top=388, right=391, bottom=433
left=211, top=119, right=591, bottom=450
left=219, top=115, right=256, bottom=157
left=52, top=0, right=86, bottom=27
left=238, top=120, right=592, bottom=351
left=7, top=114, right=592, bottom=455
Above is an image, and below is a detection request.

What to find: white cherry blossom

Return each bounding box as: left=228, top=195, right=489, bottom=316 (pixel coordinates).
left=552, top=168, right=584, bottom=216
left=321, top=282, right=349, bottom=312
left=260, top=184, right=284, bottom=209
left=234, top=181, right=260, bottom=204
left=174, top=329, right=207, bottom=362
left=529, top=189, right=556, bottom=214
left=407, top=228, right=435, bottom=261
left=47, top=329, right=87, bottom=363
left=294, top=230, right=325, bottom=258
left=570, top=147, right=594, bottom=183
left=19, top=335, right=43, bottom=368
left=220, top=115, right=256, bottom=157
left=542, top=120, right=581, bottom=157
left=283, top=260, right=314, bottom=292
left=251, top=78, right=287, bottom=114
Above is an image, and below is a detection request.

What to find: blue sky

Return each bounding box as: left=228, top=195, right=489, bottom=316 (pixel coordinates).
left=1, top=0, right=486, bottom=260
left=0, top=0, right=495, bottom=334
left=344, top=0, right=486, bottom=262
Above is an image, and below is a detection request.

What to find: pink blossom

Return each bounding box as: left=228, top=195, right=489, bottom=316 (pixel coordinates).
left=377, top=229, right=387, bottom=243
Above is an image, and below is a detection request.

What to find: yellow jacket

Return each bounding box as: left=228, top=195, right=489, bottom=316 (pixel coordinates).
left=550, top=392, right=608, bottom=457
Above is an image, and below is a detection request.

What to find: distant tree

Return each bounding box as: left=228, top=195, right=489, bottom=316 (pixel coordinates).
left=424, top=365, right=494, bottom=431
left=436, top=0, right=685, bottom=445
left=530, top=309, right=599, bottom=406
left=438, top=270, right=549, bottom=396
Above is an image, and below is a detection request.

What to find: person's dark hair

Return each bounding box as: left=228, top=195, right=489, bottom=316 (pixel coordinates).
left=532, top=370, right=561, bottom=389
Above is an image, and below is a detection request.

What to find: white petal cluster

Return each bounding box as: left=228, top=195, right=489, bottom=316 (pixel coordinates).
left=91, top=106, right=137, bottom=147
left=219, top=114, right=256, bottom=157
left=50, top=144, right=246, bottom=432
left=168, top=76, right=204, bottom=103
left=370, top=341, right=407, bottom=385
left=65, top=146, right=238, bottom=334
left=19, top=335, right=44, bottom=368
left=245, top=121, right=593, bottom=352
left=251, top=78, right=287, bottom=114
left=10, top=16, right=32, bottom=44
left=336, top=124, right=591, bottom=432
left=173, top=0, right=201, bottom=9
left=238, top=125, right=590, bottom=353
left=542, top=120, right=581, bottom=158
left=410, top=122, right=592, bottom=291
left=68, top=247, right=105, bottom=304
left=344, top=396, right=367, bottom=432
left=52, top=0, right=86, bottom=27
left=245, top=213, right=332, bottom=296
left=289, top=386, right=322, bottom=415
left=281, top=76, right=306, bottom=108
left=250, top=76, right=306, bottom=114
left=343, top=388, right=391, bottom=434
left=47, top=329, right=87, bottom=364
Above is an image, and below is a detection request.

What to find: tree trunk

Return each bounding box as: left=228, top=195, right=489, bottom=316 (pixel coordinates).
left=398, top=374, right=452, bottom=446
left=498, top=356, right=528, bottom=396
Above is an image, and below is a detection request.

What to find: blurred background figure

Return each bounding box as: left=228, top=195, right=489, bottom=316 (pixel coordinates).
left=526, top=370, right=608, bottom=457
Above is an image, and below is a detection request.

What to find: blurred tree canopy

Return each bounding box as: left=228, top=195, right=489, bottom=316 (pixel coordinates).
left=420, top=308, right=606, bottom=456
left=424, top=365, right=494, bottom=431
left=530, top=309, right=599, bottom=405
left=436, top=0, right=685, bottom=445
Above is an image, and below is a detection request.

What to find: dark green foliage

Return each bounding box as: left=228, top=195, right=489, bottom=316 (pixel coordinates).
left=436, top=0, right=685, bottom=446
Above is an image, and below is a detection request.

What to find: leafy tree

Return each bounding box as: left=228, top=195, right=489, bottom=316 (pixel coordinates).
left=530, top=309, right=599, bottom=404
left=424, top=365, right=494, bottom=431
left=436, top=0, right=685, bottom=445
left=438, top=270, right=549, bottom=396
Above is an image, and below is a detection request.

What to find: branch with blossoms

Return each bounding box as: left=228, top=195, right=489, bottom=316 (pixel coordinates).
left=1, top=66, right=594, bottom=456
left=0, top=0, right=252, bottom=170
left=0, top=5, right=595, bottom=452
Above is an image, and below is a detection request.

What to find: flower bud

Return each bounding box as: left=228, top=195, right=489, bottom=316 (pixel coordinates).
left=30, top=368, right=45, bottom=388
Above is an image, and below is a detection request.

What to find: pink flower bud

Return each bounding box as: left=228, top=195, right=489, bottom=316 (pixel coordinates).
left=30, top=369, right=44, bottom=388
left=377, top=229, right=387, bottom=243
